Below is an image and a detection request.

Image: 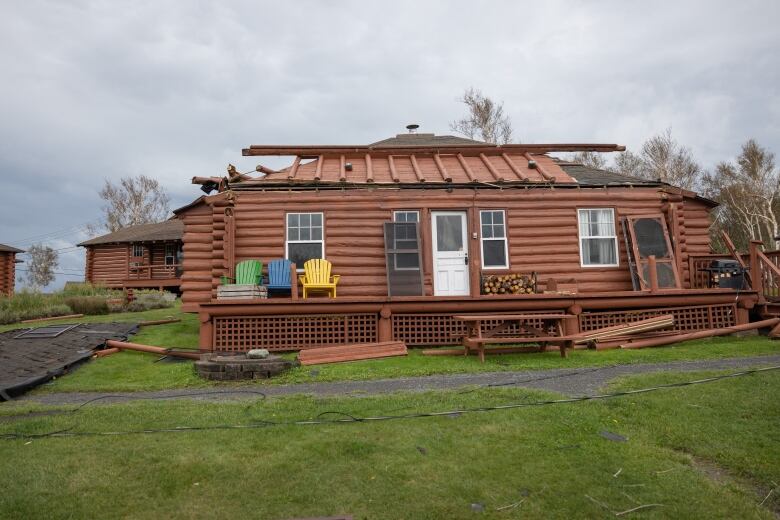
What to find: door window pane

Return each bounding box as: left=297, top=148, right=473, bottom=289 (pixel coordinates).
left=436, top=215, right=463, bottom=252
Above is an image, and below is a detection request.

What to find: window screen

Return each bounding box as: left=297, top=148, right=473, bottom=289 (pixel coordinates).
left=384, top=222, right=424, bottom=296
left=624, top=214, right=681, bottom=289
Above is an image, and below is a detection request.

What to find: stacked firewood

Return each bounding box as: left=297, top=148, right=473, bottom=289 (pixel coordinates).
left=481, top=273, right=537, bottom=295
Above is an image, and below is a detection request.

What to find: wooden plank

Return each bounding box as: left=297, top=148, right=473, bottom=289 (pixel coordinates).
left=574, top=315, right=674, bottom=344
left=501, top=153, right=528, bottom=181
left=298, top=341, right=407, bottom=365
left=409, top=155, right=425, bottom=182
left=468, top=335, right=579, bottom=345
left=314, top=155, right=324, bottom=181
left=453, top=313, right=572, bottom=321
left=287, top=156, right=301, bottom=180
left=388, top=155, right=400, bottom=183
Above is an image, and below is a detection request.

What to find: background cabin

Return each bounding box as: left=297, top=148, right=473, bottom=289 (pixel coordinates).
left=0, top=243, right=23, bottom=296
left=78, top=219, right=183, bottom=292
left=177, top=133, right=761, bottom=352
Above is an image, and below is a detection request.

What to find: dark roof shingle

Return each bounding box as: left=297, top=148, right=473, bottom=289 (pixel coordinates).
left=78, top=220, right=183, bottom=246
left=369, top=133, right=488, bottom=147
left=0, top=243, right=23, bottom=253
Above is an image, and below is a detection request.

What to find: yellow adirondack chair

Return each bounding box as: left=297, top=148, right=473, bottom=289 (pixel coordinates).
left=298, top=259, right=340, bottom=298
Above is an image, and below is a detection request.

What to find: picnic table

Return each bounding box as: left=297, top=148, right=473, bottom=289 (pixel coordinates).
left=453, top=313, right=577, bottom=362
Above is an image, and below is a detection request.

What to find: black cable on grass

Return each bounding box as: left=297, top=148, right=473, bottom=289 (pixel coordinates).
left=1, top=365, right=777, bottom=440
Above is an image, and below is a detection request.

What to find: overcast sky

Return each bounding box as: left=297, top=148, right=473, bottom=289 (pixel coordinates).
left=1, top=0, right=778, bottom=289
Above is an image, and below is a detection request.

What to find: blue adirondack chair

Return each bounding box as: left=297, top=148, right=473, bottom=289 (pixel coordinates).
left=266, top=259, right=293, bottom=294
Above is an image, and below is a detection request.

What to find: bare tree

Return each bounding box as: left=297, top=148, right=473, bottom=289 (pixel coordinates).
left=610, top=129, right=702, bottom=189
left=569, top=151, right=608, bottom=170
left=26, top=244, right=58, bottom=291
left=702, top=139, right=779, bottom=249
left=450, top=88, right=513, bottom=144
left=612, top=150, right=645, bottom=178
left=93, top=175, right=171, bottom=233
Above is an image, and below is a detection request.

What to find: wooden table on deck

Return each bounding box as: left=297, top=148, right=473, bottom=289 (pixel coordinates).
left=453, top=313, right=577, bottom=362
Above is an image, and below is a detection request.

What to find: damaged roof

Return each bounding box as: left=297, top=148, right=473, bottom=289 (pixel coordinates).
left=78, top=219, right=183, bottom=246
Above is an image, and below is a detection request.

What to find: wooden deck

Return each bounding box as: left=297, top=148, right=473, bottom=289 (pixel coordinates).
left=197, top=288, right=757, bottom=352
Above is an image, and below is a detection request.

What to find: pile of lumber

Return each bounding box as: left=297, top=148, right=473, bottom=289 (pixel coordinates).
left=298, top=341, right=407, bottom=366
left=575, top=315, right=675, bottom=350
left=481, top=273, right=536, bottom=295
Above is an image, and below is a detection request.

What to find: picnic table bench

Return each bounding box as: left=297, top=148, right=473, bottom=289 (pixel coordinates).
left=453, top=313, right=577, bottom=362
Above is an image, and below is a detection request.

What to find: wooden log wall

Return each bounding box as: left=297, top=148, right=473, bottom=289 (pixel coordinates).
left=0, top=252, right=17, bottom=296
left=83, top=244, right=129, bottom=287
left=177, top=187, right=715, bottom=311
left=180, top=203, right=215, bottom=311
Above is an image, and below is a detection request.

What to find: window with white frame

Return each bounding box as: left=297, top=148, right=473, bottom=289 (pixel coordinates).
left=165, top=243, right=176, bottom=265
left=480, top=210, right=509, bottom=268
left=578, top=208, right=618, bottom=266
left=392, top=211, right=420, bottom=269
left=286, top=213, right=324, bottom=269
left=131, top=244, right=144, bottom=258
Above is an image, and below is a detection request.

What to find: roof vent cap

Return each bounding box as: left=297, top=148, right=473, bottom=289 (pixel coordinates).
left=406, top=124, right=419, bottom=134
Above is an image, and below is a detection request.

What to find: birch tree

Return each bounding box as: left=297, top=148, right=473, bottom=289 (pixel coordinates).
left=26, top=244, right=58, bottom=291
left=450, top=88, right=513, bottom=144
left=93, top=175, right=171, bottom=233
left=611, top=129, right=702, bottom=189
left=703, top=139, right=779, bottom=249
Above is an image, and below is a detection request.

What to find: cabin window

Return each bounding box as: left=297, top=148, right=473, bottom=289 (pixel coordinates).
left=165, top=244, right=176, bottom=266
left=286, top=212, right=324, bottom=268
left=392, top=211, right=420, bottom=269
left=578, top=208, right=618, bottom=267
left=131, top=244, right=144, bottom=258
left=480, top=210, right=509, bottom=269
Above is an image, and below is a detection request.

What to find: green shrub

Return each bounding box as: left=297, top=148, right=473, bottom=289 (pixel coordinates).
left=126, top=290, right=174, bottom=312
left=61, top=283, right=122, bottom=298
left=64, top=296, right=110, bottom=315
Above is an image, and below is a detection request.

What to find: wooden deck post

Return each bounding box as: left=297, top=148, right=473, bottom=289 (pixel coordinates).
left=378, top=305, right=392, bottom=342
left=648, top=255, right=659, bottom=293
left=198, top=312, right=213, bottom=353
left=749, top=240, right=765, bottom=304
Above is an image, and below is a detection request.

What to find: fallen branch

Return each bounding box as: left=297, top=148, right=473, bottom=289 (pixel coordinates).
left=495, top=499, right=524, bottom=511
left=615, top=504, right=664, bottom=516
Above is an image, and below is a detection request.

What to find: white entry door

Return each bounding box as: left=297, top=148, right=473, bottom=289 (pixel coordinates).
left=431, top=211, right=470, bottom=296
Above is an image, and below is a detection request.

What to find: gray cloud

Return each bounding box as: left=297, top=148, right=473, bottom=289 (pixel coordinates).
left=1, top=0, right=778, bottom=288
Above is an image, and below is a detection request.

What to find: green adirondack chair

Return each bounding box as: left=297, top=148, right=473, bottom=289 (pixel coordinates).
left=222, top=259, right=263, bottom=285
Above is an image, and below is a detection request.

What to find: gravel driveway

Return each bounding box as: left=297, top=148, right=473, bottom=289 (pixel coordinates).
left=14, top=354, right=780, bottom=407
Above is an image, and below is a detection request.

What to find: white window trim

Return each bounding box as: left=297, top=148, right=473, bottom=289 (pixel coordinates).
left=392, top=211, right=421, bottom=271
left=164, top=243, right=176, bottom=265
left=577, top=208, right=619, bottom=268
left=131, top=244, right=144, bottom=258
left=393, top=210, right=420, bottom=223
left=479, top=210, right=509, bottom=269
left=285, top=212, right=325, bottom=271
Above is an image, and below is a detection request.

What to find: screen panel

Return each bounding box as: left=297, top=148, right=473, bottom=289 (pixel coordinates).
left=384, top=222, right=424, bottom=296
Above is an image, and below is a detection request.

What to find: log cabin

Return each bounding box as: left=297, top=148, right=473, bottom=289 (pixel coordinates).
left=178, top=132, right=774, bottom=353
left=78, top=219, right=183, bottom=292
left=0, top=243, right=23, bottom=296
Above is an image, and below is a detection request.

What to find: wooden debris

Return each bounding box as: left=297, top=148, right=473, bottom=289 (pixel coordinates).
left=105, top=339, right=201, bottom=360
left=138, top=318, right=181, bottom=327
left=575, top=315, right=674, bottom=347
left=298, top=341, right=407, bottom=366
left=620, top=317, right=780, bottom=349
left=422, top=346, right=540, bottom=356
left=94, top=347, right=120, bottom=358
left=21, top=314, right=84, bottom=324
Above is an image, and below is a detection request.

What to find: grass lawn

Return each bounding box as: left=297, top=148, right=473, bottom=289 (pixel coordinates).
left=7, top=300, right=779, bottom=393
left=0, top=369, right=777, bottom=518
